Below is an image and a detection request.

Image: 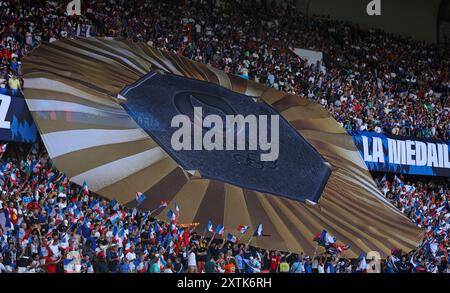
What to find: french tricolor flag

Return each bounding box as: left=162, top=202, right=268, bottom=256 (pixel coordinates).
left=168, top=209, right=176, bottom=223
left=227, top=233, right=237, bottom=243
left=253, top=224, right=263, bottom=237
left=154, top=222, right=162, bottom=233
left=10, top=171, right=18, bottom=186
left=319, top=229, right=336, bottom=246
left=160, top=200, right=169, bottom=208
left=394, top=175, right=404, bottom=187
left=170, top=222, right=177, bottom=233
left=82, top=181, right=89, bottom=195
left=135, top=192, right=146, bottom=206
left=215, top=224, right=224, bottom=235
left=109, top=213, right=120, bottom=224
left=0, top=143, right=7, bottom=155
left=207, top=220, right=214, bottom=233
left=237, top=225, right=249, bottom=234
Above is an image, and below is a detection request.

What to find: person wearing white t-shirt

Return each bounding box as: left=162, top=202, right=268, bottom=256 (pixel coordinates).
left=126, top=250, right=136, bottom=263
left=126, top=249, right=137, bottom=273
left=312, top=257, right=318, bottom=273
left=187, top=249, right=197, bottom=273
left=318, top=259, right=325, bottom=273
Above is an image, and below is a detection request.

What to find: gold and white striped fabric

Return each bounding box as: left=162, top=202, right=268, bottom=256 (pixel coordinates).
left=22, top=38, right=423, bottom=257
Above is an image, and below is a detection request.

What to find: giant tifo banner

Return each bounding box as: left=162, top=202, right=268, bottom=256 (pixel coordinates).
left=22, top=38, right=423, bottom=257
left=0, top=94, right=37, bottom=142
left=352, top=132, right=450, bottom=177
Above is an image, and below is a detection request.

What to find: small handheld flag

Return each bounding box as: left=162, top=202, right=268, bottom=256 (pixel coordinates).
left=207, top=220, right=214, bottom=233
left=237, top=225, right=249, bottom=234
left=215, top=224, right=224, bottom=235
left=167, top=209, right=176, bottom=223
left=227, top=233, right=237, bottom=243
left=135, top=192, right=146, bottom=206
left=110, top=199, right=120, bottom=211
left=253, top=224, right=263, bottom=237
left=82, top=181, right=89, bottom=195
left=159, top=200, right=169, bottom=208
left=0, top=143, right=7, bottom=156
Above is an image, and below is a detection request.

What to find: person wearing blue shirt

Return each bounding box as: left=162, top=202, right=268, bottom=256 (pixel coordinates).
left=290, top=254, right=304, bottom=273
left=385, top=257, right=396, bottom=273
left=325, top=258, right=336, bottom=273
left=304, top=257, right=312, bottom=273
left=119, top=260, right=130, bottom=273
left=235, top=250, right=244, bottom=273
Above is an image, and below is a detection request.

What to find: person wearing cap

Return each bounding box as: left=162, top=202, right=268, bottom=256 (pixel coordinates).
left=303, top=256, right=313, bottom=273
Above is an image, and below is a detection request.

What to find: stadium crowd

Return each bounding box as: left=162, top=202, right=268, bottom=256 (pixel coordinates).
left=0, top=0, right=448, bottom=139
left=377, top=174, right=450, bottom=273
left=0, top=142, right=448, bottom=273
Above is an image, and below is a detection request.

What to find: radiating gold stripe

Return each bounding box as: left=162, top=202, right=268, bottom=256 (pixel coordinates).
left=256, top=193, right=302, bottom=252
left=52, top=138, right=157, bottom=178
left=96, top=157, right=178, bottom=203
left=223, top=183, right=254, bottom=236
left=157, top=179, right=211, bottom=225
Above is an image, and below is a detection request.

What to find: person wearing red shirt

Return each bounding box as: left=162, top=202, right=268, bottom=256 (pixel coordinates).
left=269, top=251, right=281, bottom=273
left=182, top=228, right=190, bottom=248
left=45, top=255, right=58, bottom=273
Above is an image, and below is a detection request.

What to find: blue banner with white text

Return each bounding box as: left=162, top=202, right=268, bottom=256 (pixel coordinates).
left=352, top=132, right=450, bottom=177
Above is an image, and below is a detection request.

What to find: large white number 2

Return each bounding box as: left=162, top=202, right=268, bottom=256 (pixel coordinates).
left=0, top=94, right=11, bottom=129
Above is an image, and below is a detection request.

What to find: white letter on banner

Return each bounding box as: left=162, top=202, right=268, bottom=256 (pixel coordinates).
left=437, top=143, right=444, bottom=168
left=0, top=94, right=11, bottom=129
left=362, top=136, right=373, bottom=162
left=373, top=137, right=384, bottom=163
left=388, top=138, right=395, bottom=163
left=398, top=140, right=406, bottom=165
left=392, top=139, right=402, bottom=164
left=203, top=115, right=223, bottom=151
left=443, top=144, right=450, bottom=168
left=406, top=140, right=415, bottom=165
left=171, top=115, right=192, bottom=151
left=415, top=141, right=427, bottom=166
left=427, top=143, right=439, bottom=167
